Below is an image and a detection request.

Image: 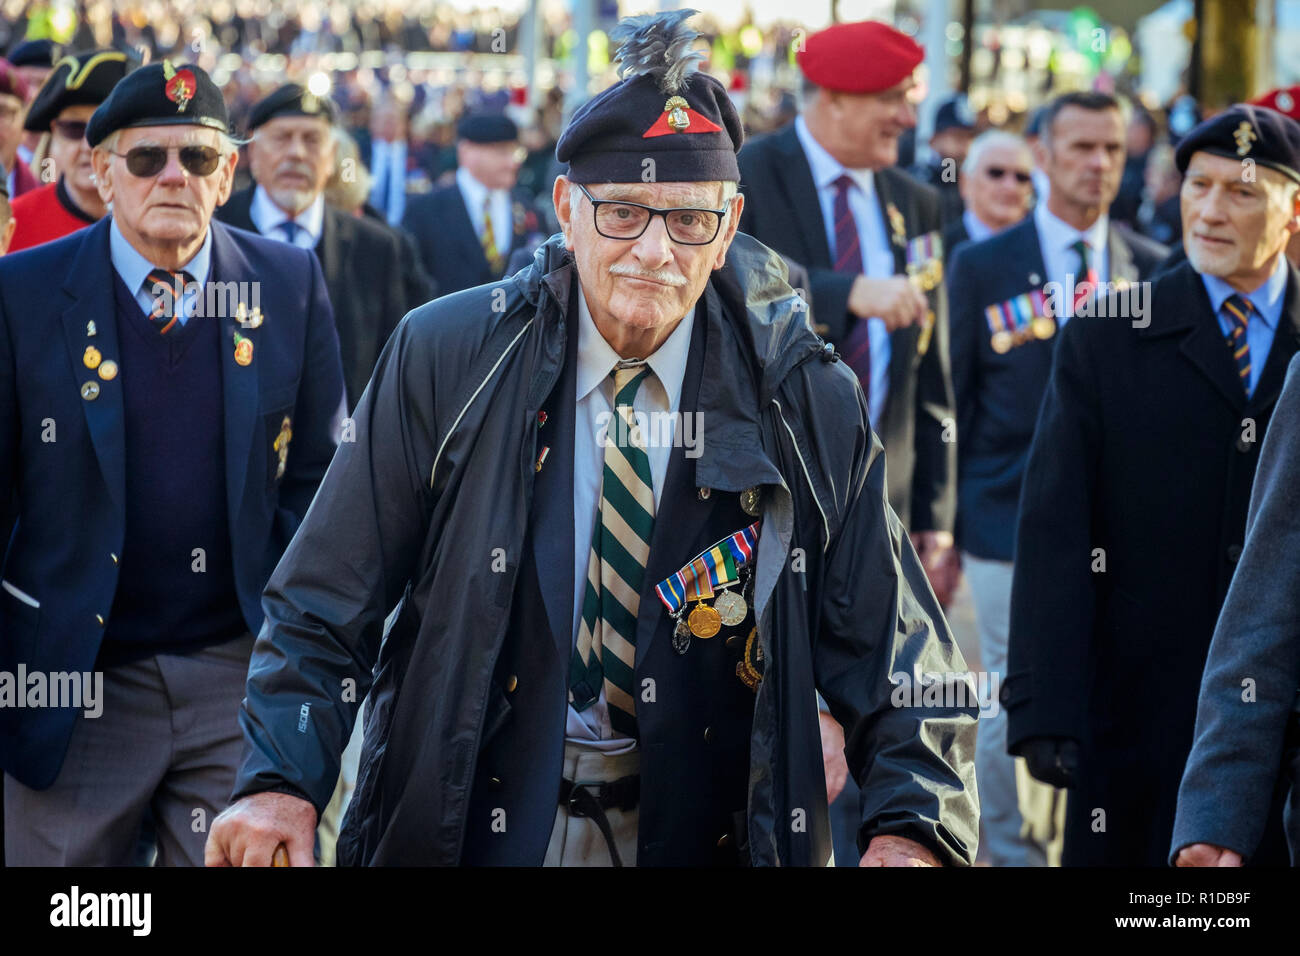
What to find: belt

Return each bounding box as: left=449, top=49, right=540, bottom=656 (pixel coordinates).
left=558, top=774, right=640, bottom=867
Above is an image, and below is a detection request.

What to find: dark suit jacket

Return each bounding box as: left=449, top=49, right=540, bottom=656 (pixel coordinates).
left=0, top=217, right=345, bottom=789
left=1004, top=258, right=1298, bottom=866
left=217, top=187, right=406, bottom=409
left=947, top=215, right=1168, bottom=560
left=941, top=217, right=970, bottom=272
left=738, top=123, right=955, bottom=532
left=1172, top=353, right=1300, bottom=865
left=402, top=181, right=543, bottom=299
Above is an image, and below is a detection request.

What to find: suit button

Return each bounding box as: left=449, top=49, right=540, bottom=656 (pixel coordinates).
left=489, top=776, right=503, bottom=791
left=704, top=726, right=713, bottom=743
left=110, top=553, right=119, bottom=565
left=717, top=833, right=732, bottom=848
left=505, top=675, right=518, bottom=693
left=698, top=487, right=711, bottom=500
left=95, top=614, right=105, bottom=626
left=1227, top=544, right=1243, bottom=563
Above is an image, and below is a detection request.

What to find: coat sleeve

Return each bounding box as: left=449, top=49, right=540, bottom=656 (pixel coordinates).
left=1004, top=316, right=1102, bottom=750
left=814, top=382, right=980, bottom=866
left=231, top=314, right=440, bottom=813
left=1170, top=356, right=1300, bottom=862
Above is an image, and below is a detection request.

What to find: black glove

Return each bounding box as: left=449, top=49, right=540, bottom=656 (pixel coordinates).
left=1019, top=736, right=1080, bottom=789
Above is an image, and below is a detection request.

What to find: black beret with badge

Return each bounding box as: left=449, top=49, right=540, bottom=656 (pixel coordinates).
left=245, top=82, right=337, bottom=132
left=24, top=49, right=131, bottom=133
left=1174, top=103, right=1300, bottom=185
left=555, top=8, right=743, bottom=184
left=456, top=111, right=518, bottom=144
left=85, top=60, right=229, bottom=148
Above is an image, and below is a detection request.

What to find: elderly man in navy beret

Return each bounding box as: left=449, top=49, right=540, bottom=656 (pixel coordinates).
left=207, top=9, right=978, bottom=868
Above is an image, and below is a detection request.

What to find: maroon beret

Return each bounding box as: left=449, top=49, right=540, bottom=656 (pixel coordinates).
left=0, top=59, right=29, bottom=101
left=797, top=20, right=924, bottom=94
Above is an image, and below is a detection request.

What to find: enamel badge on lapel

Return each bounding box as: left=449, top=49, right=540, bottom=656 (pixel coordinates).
left=273, top=416, right=292, bottom=479
left=98, top=360, right=118, bottom=381
left=83, top=346, right=101, bottom=370
left=235, top=301, right=263, bottom=329
left=886, top=202, right=907, bottom=248
left=233, top=331, right=253, bottom=366
left=81, top=381, right=100, bottom=401
left=86, top=321, right=97, bottom=337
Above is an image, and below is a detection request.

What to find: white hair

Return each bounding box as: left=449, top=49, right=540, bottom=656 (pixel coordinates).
left=94, top=128, right=245, bottom=158
left=961, top=130, right=1032, bottom=177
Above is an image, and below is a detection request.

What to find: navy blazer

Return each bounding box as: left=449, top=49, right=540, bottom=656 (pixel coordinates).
left=402, top=181, right=542, bottom=298
left=947, top=215, right=1167, bottom=560
left=0, top=217, right=345, bottom=789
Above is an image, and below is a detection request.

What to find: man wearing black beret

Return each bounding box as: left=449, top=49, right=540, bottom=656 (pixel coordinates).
left=9, top=49, right=129, bottom=251
left=1006, top=103, right=1300, bottom=865
left=401, top=110, right=545, bottom=297
left=0, top=61, right=345, bottom=865
left=208, top=9, right=977, bottom=867
left=216, top=82, right=409, bottom=409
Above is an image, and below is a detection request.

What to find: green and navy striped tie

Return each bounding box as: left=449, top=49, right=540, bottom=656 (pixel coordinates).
left=570, top=363, right=656, bottom=738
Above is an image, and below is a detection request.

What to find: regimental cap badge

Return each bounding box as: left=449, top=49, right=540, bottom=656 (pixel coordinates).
left=162, top=60, right=196, bottom=113
left=643, top=93, right=722, bottom=139
left=665, top=95, right=690, bottom=132
left=301, top=91, right=319, bottom=114
left=1234, top=120, right=1257, bottom=157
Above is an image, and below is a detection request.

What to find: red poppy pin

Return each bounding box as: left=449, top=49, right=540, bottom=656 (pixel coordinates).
left=162, top=61, right=195, bottom=112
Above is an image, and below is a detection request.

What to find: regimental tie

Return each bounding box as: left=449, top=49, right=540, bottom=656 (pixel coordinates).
left=145, top=267, right=195, bottom=336
left=1071, top=238, right=1099, bottom=315
left=832, top=173, right=872, bottom=399
left=481, top=196, right=504, bottom=274
left=570, top=362, right=657, bottom=739
left=1222, top=293, right=1254, bottom=392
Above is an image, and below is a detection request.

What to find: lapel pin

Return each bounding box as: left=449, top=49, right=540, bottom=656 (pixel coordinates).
left=81, top=381, right=100, bottom=401
left=273, top=416, right=293, bottom=479
left=537, top=410, right=548, bottom=427
left=535, top=445, right=550, bottom=472
left=83, top=346, right=102, bottom=369
left=86, top=320, right=97, bottom=337
left=1029, top=272, right=1042, bottom=286
left=233, top=331, right=253, bottom=366
left=97, top=360, right=118, bottom=381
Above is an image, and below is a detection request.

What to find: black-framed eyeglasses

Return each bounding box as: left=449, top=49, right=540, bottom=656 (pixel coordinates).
left=109, top=144, right=222, bottom=178
left=577, top=182, right=728, bottom=245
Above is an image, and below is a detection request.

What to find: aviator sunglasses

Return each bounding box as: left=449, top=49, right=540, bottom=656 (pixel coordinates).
left=108, top=144, right=222, bottom=178
left=985, top=166, right=1033, bottom=184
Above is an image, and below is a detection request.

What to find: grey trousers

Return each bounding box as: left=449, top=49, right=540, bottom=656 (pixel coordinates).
left=543, top=744, right=640, bottom=867
left=3, top=633, right=255, bottom=866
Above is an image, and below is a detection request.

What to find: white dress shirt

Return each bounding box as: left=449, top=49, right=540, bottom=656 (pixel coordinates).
left=962, top=208, right=998, bottom=244
left=568, top=284, right=695, bottom=753
left=795, top=115, right=893, bottom=427
left=109, top=216, right=212, bottom=324
left=367, top=138, right=408, bottom=225
left=456, top=166, right=512, bottom=256
left=250, top=184, right=324, bottom=249
left=1033, top=200, right=1110, bottom=326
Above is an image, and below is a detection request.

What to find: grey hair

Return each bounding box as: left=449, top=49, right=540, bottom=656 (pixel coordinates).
left=961, top=129, right=1033, bottom=177
left=568, top=179, right=739, bottom=217
left=95, top=128, right=247, bottom=158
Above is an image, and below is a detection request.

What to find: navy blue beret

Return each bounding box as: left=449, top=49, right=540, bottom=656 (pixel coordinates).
left=555, top=10, right=742, bottom=184
left=86, top=61, right=228, bottom=147
left=457, top=112, right=518, bottom=143
left=246, top=83, right=337, bottom=131
left=1175, top=103, right=1300, bottom=185
left=7, top=39, right=56, bottom=69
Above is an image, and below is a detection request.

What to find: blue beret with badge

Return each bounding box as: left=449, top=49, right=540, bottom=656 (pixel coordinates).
left=1174, top=103, right=1300, bottom=185
left=85, top=60, right=229, bottom=148
left=245, top=82, right=337, bottom=132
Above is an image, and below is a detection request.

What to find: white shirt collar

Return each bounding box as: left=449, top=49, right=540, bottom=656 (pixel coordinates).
left=575, top=281, right=694, bottom=412
left=962, top=208, right=999, bottom=243
left=795, top=114, right=876, bottom=198
left=1034, top=199, right=1109, bottom=261
left=250, top=184, right=324, bottom=245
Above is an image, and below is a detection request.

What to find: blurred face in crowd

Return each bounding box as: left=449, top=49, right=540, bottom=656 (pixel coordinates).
left=458, top=138, right=523, bottom=192
left=962, top=141, right=1034, bottom=231
left=1182, top=151, right=1300, bottom=292
left=248, top=114, right=335, bottom=215
left=931, top=126, right=974, bottom=165
left=1035, top=105, right=1125, bottom=222
left=0, top=92, right=24, bottom=168
left=15, top=65, right=50, bottom=98
left=49, top=104, right=98, bottom=199
left=371, top=102, right=405, bottom=142
left=554, top=176, right=743, bottom=357
left=92, top=123, right=238, bottom=265
left=805, top=74, right=919, bottom=170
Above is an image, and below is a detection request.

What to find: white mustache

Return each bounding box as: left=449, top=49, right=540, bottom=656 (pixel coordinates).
left=608, top=264, right=687, bottom=287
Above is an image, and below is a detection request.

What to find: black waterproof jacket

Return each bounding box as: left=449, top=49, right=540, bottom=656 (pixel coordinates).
left=231, top=232, right=980, bottom=866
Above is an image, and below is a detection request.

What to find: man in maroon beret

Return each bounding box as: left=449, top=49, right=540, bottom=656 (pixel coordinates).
left=738, top=20, right=960, bottom=866
left=0, top=60, right=36, bottom=199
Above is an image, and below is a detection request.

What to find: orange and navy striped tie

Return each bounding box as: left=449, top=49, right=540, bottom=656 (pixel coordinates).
left=145, top=267, right=194, bottom=335
left=1222, top=294, right=1254, bottom=391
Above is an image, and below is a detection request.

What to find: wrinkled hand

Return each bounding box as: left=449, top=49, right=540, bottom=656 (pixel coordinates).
left=911, top=531, right=959, bottom=607
left=205, top=791, right=318, bottom=867
left=1020, top=736, right=1081, bottom=790
left=1175, top=843, right=1244, bottom=867
left=860, top=834, right=941, bottom=867
left=819, top=710, right=849, bottom=804
left=848, top=275, right=928, bottom=330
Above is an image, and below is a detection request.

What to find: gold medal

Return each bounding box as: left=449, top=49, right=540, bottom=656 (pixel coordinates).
left=83, top=346, right=102, bottom=370
left=81, top=381, right=100, bottom=401
left=1031, top=316, right=1057, bottom=340
left=739, top=486, right=762, bottom=516
left=990, top=331, right=1013, bottom=354
left=714, top=589, right=747, bottom=627
left=688, top=601, right=722, bottom=638
left=97, top=360, right=118, bottom=381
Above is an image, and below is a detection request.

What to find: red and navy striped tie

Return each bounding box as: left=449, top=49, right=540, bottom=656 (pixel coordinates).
left=1223, top=293, right=1254, bottom=391
left=832, top=174, right=872, bottom=399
